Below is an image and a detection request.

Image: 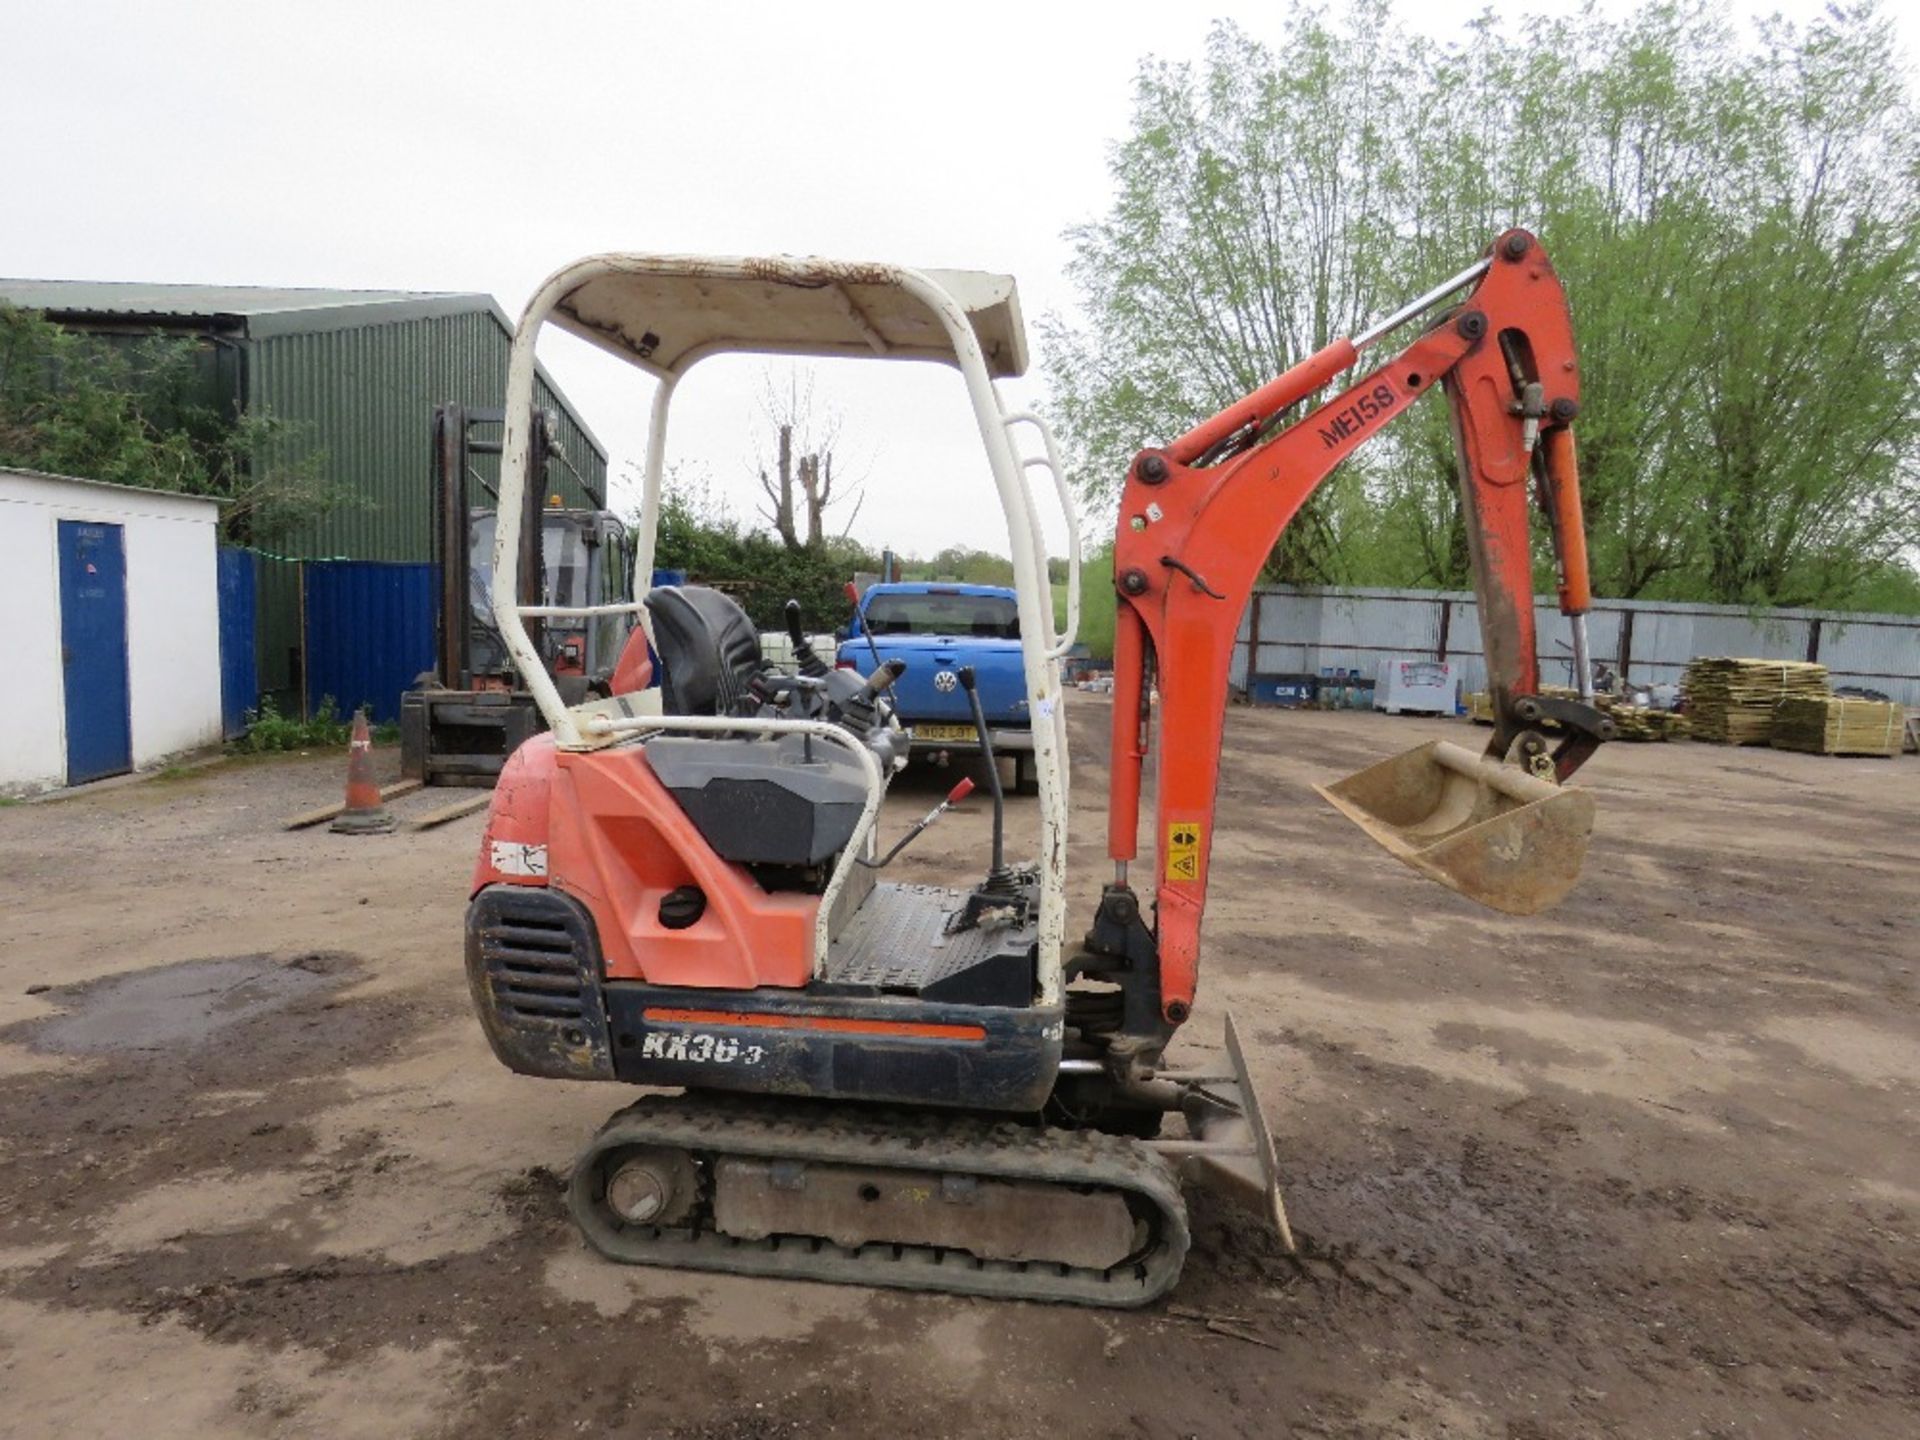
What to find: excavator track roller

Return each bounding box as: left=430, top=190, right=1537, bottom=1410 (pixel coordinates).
left=566, top=1094, right=1192, bottom=1307
left=1314, top=739, right=1594, bottom=915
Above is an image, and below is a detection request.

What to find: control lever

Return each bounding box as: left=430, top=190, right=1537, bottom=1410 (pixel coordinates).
left=784, top=599, right=830, bottom=678
left=857, top=778, right=975, bottom=869
left=826, top=657, right=905, bottom=737
left=957, top=666, right=1015, bottom=892
left=860, top=657, right=907, bottom=701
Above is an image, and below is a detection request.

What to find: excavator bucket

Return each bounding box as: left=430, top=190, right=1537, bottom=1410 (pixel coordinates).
left=1313, top=740, right=1593, bottom=915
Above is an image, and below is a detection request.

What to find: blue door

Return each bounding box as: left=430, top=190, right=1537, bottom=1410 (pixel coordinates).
left=58, top=520, right=133, bottom=784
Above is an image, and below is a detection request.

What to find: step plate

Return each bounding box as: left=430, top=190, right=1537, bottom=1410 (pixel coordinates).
left=823, top=882, right=1031, bottom=987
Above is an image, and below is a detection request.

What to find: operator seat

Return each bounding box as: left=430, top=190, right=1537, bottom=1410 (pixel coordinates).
left=645, top=585, right=764, bottom=716
left=642, top=584, right=869, bottom=873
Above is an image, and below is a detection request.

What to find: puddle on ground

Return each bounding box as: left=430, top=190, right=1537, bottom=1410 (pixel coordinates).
left=8, top=952, right=357, bottom=1055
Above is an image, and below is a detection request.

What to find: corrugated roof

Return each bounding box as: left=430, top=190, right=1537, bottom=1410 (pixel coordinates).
left=0, top=279, right=497, bottom=338
left=0, top=278, right=607, bottom=461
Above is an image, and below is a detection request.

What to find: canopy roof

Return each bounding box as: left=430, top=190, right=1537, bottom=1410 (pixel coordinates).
left=546, top=256, right=1028, bottom=379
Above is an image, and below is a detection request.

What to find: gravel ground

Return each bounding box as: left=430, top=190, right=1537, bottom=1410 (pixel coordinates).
left=0, top=699, right=1914, bottom=1439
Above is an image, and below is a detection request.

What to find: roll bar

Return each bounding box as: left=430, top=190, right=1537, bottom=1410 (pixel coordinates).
left=490, top=254, right=1075, bottom=995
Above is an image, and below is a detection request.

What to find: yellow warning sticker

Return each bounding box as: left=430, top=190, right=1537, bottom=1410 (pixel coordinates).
left=1165, top=821, right=1203, bottom=883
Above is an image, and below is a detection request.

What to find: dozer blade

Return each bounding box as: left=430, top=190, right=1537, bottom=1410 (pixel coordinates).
left=1148, top=1013, right=1296, bottom=1254
left=1313, top=739, right=1593, bottom=915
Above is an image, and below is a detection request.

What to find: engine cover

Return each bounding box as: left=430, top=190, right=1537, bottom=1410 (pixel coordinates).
left=645, top=733, right=868, bottom=867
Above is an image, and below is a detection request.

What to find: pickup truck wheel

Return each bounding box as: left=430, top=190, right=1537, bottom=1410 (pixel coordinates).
left=1012, top=753, right=1038, bottom=797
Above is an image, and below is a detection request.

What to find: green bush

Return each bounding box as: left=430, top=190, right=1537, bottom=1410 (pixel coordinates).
left=1076, top=544, right=1116, bottom=660
left=234, top=696, right=353, bottom=753
left=0, top=304, right=339, bottom=546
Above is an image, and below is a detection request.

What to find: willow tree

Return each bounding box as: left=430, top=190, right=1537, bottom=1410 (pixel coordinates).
left=1047, top=1, right=1920, bottom=610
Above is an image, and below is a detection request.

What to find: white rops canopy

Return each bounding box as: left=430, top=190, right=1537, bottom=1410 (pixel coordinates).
left=492, top=251, right=1073, bottom=981
left=542, top=255, right=1029, bottom=379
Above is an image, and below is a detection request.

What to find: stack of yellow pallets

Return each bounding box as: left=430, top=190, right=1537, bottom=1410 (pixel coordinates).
left=1605, top=705, right=1689, bottom=742
left=1682, top=658, right=1829, bottom=745
left=1769, top=696, right=1904, bottom=757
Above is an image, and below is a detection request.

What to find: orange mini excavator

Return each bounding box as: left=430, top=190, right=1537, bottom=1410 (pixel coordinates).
left=464, top=232, right=1612, bottom=1305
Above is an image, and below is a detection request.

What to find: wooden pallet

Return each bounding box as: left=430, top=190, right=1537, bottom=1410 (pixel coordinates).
left=1682, top=658, right=1828, bottom=745
left=1771, top=696, right=1905, bottom=757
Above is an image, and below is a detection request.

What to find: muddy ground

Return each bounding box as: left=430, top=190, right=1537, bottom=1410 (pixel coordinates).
left=0, top=699, right=1915, bottom=1439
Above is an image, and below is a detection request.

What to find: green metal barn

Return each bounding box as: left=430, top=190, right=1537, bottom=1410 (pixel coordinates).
left=0, top=280, right=608, bottom=714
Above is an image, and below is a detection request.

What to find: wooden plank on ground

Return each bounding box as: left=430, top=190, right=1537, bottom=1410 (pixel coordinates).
left=409, top=793, right=493, bottom=831
left=283, top=778, right=423, bottom=830
left=1771, top=696, right=1904, bottom=757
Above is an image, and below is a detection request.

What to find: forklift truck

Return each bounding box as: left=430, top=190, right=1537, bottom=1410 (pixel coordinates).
left=401, top=403, right=634, bottom=786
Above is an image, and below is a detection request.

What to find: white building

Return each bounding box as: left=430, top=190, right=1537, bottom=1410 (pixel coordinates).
left=1, top=469, right=224, bottom=794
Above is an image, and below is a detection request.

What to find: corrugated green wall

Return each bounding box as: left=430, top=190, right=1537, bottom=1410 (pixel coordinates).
left=250, top=309, right=603, bottom=559
left=245, top=308, right=608, bottom=710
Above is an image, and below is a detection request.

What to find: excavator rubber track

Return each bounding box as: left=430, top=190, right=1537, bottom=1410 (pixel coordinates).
left=568, top=1092, right=1191, bottom=1307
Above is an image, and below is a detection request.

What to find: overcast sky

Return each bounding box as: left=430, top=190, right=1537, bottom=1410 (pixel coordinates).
left=6, top=1, right=1910, bottom=562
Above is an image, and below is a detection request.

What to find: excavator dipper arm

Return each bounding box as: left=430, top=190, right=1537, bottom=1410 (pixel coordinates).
left=1102, top=230, right=1607, bottom=1026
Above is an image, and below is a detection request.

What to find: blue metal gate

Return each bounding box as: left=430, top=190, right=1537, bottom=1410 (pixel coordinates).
left=216, top=547, right=258, bottom=739
left=58, top=520, right=133, bottom=784
left=302, top=560, right=437, bottom=724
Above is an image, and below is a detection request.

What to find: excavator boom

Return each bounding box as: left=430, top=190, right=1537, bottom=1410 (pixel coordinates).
left=1105, top=230, right=1610, bottom=1022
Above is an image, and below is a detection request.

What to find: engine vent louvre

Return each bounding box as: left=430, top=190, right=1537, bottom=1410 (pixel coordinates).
left=482, top=904, right=585, bottom=1024
left=465, top=884, right=613, bottom=1082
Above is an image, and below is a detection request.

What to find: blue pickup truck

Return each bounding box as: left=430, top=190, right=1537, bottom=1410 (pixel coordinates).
left=843, top=582, right=1036, bottom=792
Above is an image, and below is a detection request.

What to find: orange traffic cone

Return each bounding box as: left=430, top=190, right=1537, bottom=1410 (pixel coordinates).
left=331, top=708, right=395, bottom=835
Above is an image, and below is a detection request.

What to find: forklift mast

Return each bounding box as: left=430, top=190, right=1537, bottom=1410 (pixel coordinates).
left=433, top=403, right=548, bottom=689
left=403, top=404, right=631, bottom=786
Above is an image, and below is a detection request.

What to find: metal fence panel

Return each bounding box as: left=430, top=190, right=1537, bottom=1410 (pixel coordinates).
left=1236, top=585, right=1920, bottom=706
left=1619, top=606, right=1698, bottom=686
left=302, top=561, right=437, bottom=724
left=1534, top=602, right=1620, bottom=688
left=1682, top=611, right=1809, bottom=666
left=1256, top=642, right=1314, bottom=674
left=254, top=555, right=305, bottom=715
left=1818, top=617, right=1920, bottom=700
left=1322, top=589, right=1441, bottom=658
